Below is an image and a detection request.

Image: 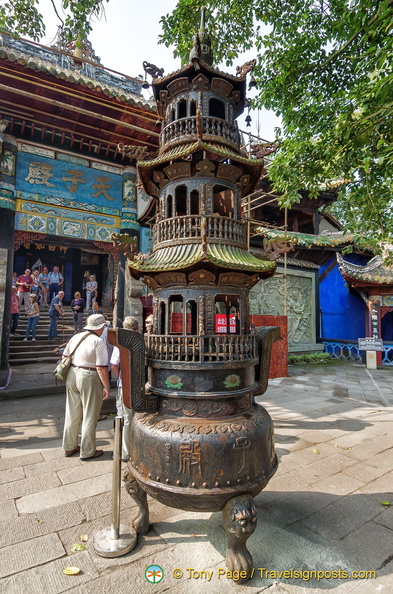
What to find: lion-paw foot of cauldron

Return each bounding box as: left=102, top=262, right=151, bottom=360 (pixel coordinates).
left=123, top=466, right=150, bottom=534
left=222, top=493, right=258, bottom=583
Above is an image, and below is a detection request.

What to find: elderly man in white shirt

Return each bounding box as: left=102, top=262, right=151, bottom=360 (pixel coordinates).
left=62, top=314, right=111, bottom=460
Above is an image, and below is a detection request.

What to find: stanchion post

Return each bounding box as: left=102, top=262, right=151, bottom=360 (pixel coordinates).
left=93, top=415, right=137, bottom=557
left=111, top=416, right=122, bottom=540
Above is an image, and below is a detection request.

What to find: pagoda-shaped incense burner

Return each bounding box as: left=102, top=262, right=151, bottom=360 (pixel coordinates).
left=114, top=10, right=279, bottom=580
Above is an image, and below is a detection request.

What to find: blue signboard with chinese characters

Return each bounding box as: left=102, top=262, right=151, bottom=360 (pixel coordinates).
left=16, top=151, right=122, bottom=210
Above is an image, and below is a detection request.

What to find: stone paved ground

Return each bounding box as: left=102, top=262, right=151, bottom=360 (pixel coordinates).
left=0, top=361, right=392, bottom=593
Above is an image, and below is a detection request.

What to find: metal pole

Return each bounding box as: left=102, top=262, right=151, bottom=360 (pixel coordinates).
left=93, top=415, right=137, bottom=557
left=111, top=416, right=122, bottom=540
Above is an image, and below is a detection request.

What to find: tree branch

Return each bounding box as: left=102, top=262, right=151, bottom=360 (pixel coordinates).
left=321, top=0, right=393, bottom=68
left=50, top=0, right=64, bottom=26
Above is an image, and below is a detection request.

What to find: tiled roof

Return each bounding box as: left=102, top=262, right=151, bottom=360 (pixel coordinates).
left=138, top=141, right=262, bottom=169
left=153, top=59, right=246, bottom=86
left=138, top=143, right=200, bottom=168
left=337, top=254, right=393, bottom=285
left=137, top=140, right=264, bottom=197
left=128, top=243, right=275, bottom=276
left=204, top=143, right=263, bottom=166
left=207, top=244, right=275, bottom=272
left=0, top=34, right=155, bottom=112
left=254, top=227, right=355, bottom=248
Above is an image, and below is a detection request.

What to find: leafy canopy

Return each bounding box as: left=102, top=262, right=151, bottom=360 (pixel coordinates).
left=0, top=0, right=108, bottom=42
left=159, top=1, right=393, bottom=253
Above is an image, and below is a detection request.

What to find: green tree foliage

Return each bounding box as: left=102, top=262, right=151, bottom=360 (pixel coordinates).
left=160, top=1, right=393, bottom=252
left=0, top=0, right=108, bottom=42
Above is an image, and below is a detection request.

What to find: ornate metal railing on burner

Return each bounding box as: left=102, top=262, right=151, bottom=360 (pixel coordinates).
left=147, top=333, right=256, bottom=363
left=160, top=116, right=240, bottom=150
left=154, top=215, right=247, bottom=247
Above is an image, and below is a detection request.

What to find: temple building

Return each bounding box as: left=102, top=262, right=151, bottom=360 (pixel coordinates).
left=337, top=254, right=393, bottom=364
left=0, top=31, right=159, bottom=375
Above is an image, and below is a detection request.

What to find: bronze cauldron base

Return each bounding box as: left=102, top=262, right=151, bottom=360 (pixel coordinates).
left=123, top=466, right=276, bottom=583
left=126, top=459, right=277, bottom=512
left=122, top=401, right=278, bottom=583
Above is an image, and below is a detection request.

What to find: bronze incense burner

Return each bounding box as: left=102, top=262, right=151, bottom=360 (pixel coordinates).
left=112, top=9, right=279, bottom=581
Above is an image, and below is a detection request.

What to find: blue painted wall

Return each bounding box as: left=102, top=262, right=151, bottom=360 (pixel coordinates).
left=16, top=152, right=122, bottom=210
left=319, top=254, right=368, bottom=340
left=139, top=226, right=152, bottom=254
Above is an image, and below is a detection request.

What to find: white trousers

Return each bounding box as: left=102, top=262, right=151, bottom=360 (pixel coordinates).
left=115, top=386, right=133, bottom=460
left=62, top=366, right=103, bottom=458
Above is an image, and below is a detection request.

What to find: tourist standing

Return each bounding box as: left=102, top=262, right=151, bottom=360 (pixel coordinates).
left=10, top=286, right=20, bottom=336
left=110, top=316, right=139, bottom=462
left=62, top=314, right=111, bottom=460
left=71, top=291, right=85, bottom=332
left=23, top=294, right=40, bottom=341
left=85, top=275, right=98, bottom=309
left=30, top=269, right=41, bottom=303
left=82, top=271, right=90, bottom=303
left=48, top=266, right=64, bottom=301
left=39, top=266, right=50, bottom=306
left=16, top=268, right=33, bottom=311
left=48, top=290, right=65, bottom=339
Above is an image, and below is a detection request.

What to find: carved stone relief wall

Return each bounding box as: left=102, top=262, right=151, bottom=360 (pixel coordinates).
left=249, top=268, right=316, bottom=346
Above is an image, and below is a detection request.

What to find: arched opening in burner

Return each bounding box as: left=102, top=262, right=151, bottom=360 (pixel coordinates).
left=178, top=99, right=187, bottom=119
left=215, top=294, right=240, bottom=334
left=209, top=97, right=225, bottom=120
left=213, top=184, right=234, bottom=217
left=175, top=185, right=187, bottom=216
left=169, top=295, right=184, bottom=334
left=186, top=299, right=198, bottom=334
left=190, top=189, right=199, bottom=216
left=167, top=194, right=174, bottom=218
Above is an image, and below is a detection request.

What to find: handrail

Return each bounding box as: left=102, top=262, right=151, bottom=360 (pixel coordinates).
left=160, top=115, right=240, bottom=148
left=154, top=215, right=247, bottom=246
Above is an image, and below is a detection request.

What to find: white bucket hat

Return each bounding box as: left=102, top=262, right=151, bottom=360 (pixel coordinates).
left=84, top=314, right=109, bottom=331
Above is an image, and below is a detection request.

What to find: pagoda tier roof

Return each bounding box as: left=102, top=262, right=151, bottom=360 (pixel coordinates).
left=337, top=254, right=393, bottom=287
left=137, top=141, right=264, bottom=198
left=152, top=59, right=246, bottom=98
left=128, top=243, right=275, bottom=278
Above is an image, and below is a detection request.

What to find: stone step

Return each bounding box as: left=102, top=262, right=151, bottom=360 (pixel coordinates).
left=9, top=345, right=61, bottom=353
left=9, top=334, right=74, bottom=344
left=10, top=356, right=59, bottom=365
left=9, top=308, right=114, bottom=365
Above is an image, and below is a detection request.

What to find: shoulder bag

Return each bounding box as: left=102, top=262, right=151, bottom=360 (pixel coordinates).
left=54, top=332, right=91, bottom=383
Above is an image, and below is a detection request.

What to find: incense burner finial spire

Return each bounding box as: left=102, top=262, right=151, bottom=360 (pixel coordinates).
left=189, top=5, right=213, bottom=65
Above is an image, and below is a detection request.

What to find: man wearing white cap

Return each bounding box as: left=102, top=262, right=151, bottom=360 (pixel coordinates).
left=62, top=314, right=111, bottom=460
